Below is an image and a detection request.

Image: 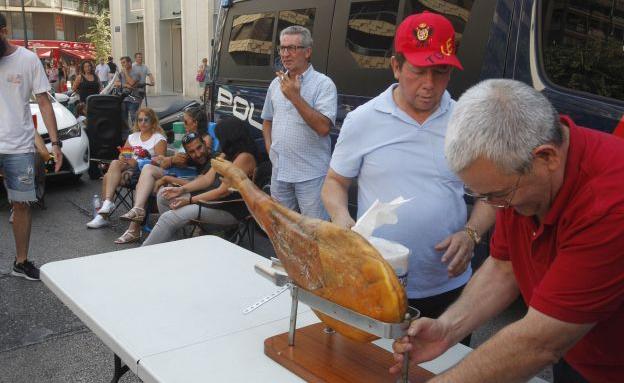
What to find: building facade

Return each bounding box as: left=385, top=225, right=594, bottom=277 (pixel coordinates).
left=109, top=0, right=217, bottom=98
left=0, top=0, right=99, bottom=41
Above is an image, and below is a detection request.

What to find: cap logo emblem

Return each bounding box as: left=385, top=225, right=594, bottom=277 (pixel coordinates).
left=414, top=23, right=432, bottom=45
left=441, top=37, right=454, bottom=56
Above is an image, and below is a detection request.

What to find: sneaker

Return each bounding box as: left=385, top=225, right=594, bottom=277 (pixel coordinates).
left=98, top=200, right=115, bottom=217
left=12, top=260, right=40, bottom=281
left=86, top=214, right=110, bottom=229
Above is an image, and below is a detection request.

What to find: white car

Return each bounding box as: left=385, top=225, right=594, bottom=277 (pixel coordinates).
left=30, top=92, right=89, bottom=179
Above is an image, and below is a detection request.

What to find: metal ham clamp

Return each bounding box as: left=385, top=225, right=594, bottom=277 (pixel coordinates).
left=248, top=258, right=421, bottom=383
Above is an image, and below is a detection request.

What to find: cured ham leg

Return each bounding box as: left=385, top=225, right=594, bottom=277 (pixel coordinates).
left=212, top=158, right=407, bottom=342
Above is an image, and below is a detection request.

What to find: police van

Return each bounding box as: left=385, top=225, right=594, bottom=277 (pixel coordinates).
left=206, top=0, right=624, bottom=147
left=205, top=0, right=624, bottom=261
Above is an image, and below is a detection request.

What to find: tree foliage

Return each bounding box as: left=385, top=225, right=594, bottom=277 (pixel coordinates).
left=82, top=9, right=111, bottom=61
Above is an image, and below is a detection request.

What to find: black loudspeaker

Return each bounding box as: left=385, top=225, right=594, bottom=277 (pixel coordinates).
left=86, top=95, right=123, bottom=161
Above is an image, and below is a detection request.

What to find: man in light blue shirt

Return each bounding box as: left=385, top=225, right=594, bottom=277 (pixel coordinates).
left=322, top=12, right=495, bottom=345
left=261, top=26, right=337, bottom=219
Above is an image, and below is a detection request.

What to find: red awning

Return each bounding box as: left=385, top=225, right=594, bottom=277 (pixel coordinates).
left=33, top=48, right=52, bottom=58
left=58, top=48, right=95, bottom=60
left=10, top=39, right=96, bottom=61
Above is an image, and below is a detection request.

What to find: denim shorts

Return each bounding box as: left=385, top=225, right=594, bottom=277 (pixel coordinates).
left=0, top=152, right=37, bottom=202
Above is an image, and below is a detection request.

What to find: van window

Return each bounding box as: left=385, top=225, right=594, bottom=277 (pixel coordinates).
left=228, top=13, right=275, bottom=66
left=327, top=0, right=476, bottom=98
left=405, top=1, right=474, bottom=47
left=541, top=1, right=624, bottom=100
left=274, top=8, right=316, bottom=70
left=346, top=1, right=398, bottom=69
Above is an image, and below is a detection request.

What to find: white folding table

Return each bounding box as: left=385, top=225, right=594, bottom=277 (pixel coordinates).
left=41, top=236, right=546, bottom=382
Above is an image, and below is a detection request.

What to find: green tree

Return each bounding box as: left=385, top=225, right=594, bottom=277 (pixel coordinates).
left=82, top=9, right=111, bottom=61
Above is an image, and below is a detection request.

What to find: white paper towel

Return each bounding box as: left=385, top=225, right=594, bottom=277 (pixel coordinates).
left=351, top=197, right=411, bottom=285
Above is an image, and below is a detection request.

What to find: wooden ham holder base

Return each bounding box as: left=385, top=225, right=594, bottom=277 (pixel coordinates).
left=264, top=323, right=434, bottom=382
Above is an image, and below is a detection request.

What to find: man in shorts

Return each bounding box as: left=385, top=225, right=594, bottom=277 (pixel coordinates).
left=0, top=13, right=63, bottom=280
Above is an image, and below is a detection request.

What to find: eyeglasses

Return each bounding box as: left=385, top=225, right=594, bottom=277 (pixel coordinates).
left=278, top=45, right=307, bottom=54
left=182, top=132, right=199, bottom=145
left=464, top=174, right=523, bottom=208
left=137, top=117, right=151, bottom=123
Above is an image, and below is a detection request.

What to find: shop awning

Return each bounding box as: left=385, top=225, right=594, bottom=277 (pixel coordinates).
left=33, top=48, right=52, bottom=58
left=10, top=40, right=96, bottom=61
left=58, top=48, right=95, bottom=60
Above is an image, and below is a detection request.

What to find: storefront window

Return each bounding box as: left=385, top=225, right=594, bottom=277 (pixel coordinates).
left=62, top=0, right=80, bottom=11
left=10, top=12, right=33, bottom=40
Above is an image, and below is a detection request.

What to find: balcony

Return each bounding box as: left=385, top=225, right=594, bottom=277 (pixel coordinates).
left=1, top=0, right=99, bottom=15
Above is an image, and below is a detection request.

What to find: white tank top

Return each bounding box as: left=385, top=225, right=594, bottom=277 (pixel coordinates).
left=127, top=131, right=166, bottom=156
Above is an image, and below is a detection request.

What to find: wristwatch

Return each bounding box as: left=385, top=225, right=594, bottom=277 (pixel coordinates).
left=464, top=225, right=481, bottom=245
left=51, top=140, right=63, bottom=148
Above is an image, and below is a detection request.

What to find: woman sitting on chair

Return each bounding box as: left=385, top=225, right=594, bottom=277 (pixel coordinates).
left=114, top=107, right=213, bottom=244
left=141, top=117, right=258, bottom=246
left=86, top=107, right=167, bottom=229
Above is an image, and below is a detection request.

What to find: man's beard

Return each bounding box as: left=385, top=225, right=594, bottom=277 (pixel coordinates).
left=0, top=38, right=7, bottom=58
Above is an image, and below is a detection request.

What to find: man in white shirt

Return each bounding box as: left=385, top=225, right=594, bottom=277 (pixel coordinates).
left=0, top=13, right=63, bottom=281
left=95, top=57, right=110, bottom=88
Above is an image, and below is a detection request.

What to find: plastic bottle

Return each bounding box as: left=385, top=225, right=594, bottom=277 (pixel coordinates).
left=172, top=121, right=185, bottom=149
left=92, top=194, right=101, bottom=218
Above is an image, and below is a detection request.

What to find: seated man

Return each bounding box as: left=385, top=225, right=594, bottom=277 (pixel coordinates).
left=141, top=117, right=258, bottom=246
left=151, top=106, right=213, bottom=170
left=115, top=132, right=213, bottom=244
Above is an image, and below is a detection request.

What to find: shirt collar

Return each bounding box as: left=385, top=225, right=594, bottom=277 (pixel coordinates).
left=374, top=83, right=451, bottom=125
left=542, top=115, right=584, bottom=225
left=297, top=63, right=313, bottom=82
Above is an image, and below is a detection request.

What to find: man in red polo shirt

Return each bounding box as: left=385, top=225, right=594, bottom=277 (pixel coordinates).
left=391, top=79, right=623, bottom=383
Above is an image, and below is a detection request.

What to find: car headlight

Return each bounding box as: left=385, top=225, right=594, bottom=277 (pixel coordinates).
left=58, top=123, right=81, bottom=140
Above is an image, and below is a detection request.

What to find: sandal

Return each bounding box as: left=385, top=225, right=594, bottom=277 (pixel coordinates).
left=114, top=229, right=141, bottom=244
left=120, top=207, right=146, bottom=223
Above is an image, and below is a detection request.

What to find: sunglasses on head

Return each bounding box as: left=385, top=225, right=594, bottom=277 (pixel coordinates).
left=182, top=132, right=200, bottom=145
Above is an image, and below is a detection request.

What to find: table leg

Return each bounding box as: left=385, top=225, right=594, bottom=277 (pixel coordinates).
left=110, top=354, right=130, bottom=383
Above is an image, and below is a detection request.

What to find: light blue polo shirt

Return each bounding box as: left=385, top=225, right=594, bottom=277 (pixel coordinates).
left=330, top=84, right=470, bottom=299
left=261, top=64, right=337, bottom=183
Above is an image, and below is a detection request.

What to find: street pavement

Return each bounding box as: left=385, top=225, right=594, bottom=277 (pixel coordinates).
left=0, top=96, right=552, bottom=382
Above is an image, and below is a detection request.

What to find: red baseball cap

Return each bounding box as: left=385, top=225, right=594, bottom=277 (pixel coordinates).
left=394, top=11, right=463, bottom=70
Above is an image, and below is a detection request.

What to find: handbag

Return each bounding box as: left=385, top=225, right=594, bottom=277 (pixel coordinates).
left=196, top=70, right=206, bottom=83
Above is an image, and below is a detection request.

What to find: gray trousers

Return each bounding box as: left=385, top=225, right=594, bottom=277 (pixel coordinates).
left=141, top=188, right=238, bottom=246
left=270, top=174, right=328, bottom=220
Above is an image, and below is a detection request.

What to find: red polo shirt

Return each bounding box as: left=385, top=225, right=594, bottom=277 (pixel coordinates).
left=490, top=116, right=624, bottom=382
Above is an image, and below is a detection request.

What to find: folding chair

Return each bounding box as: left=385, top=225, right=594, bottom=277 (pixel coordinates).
left=188, top=161, right=272, bottom=249
left=190, top=198, right=256, bottom=249
left=110, top=185, right=134, bottom=217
